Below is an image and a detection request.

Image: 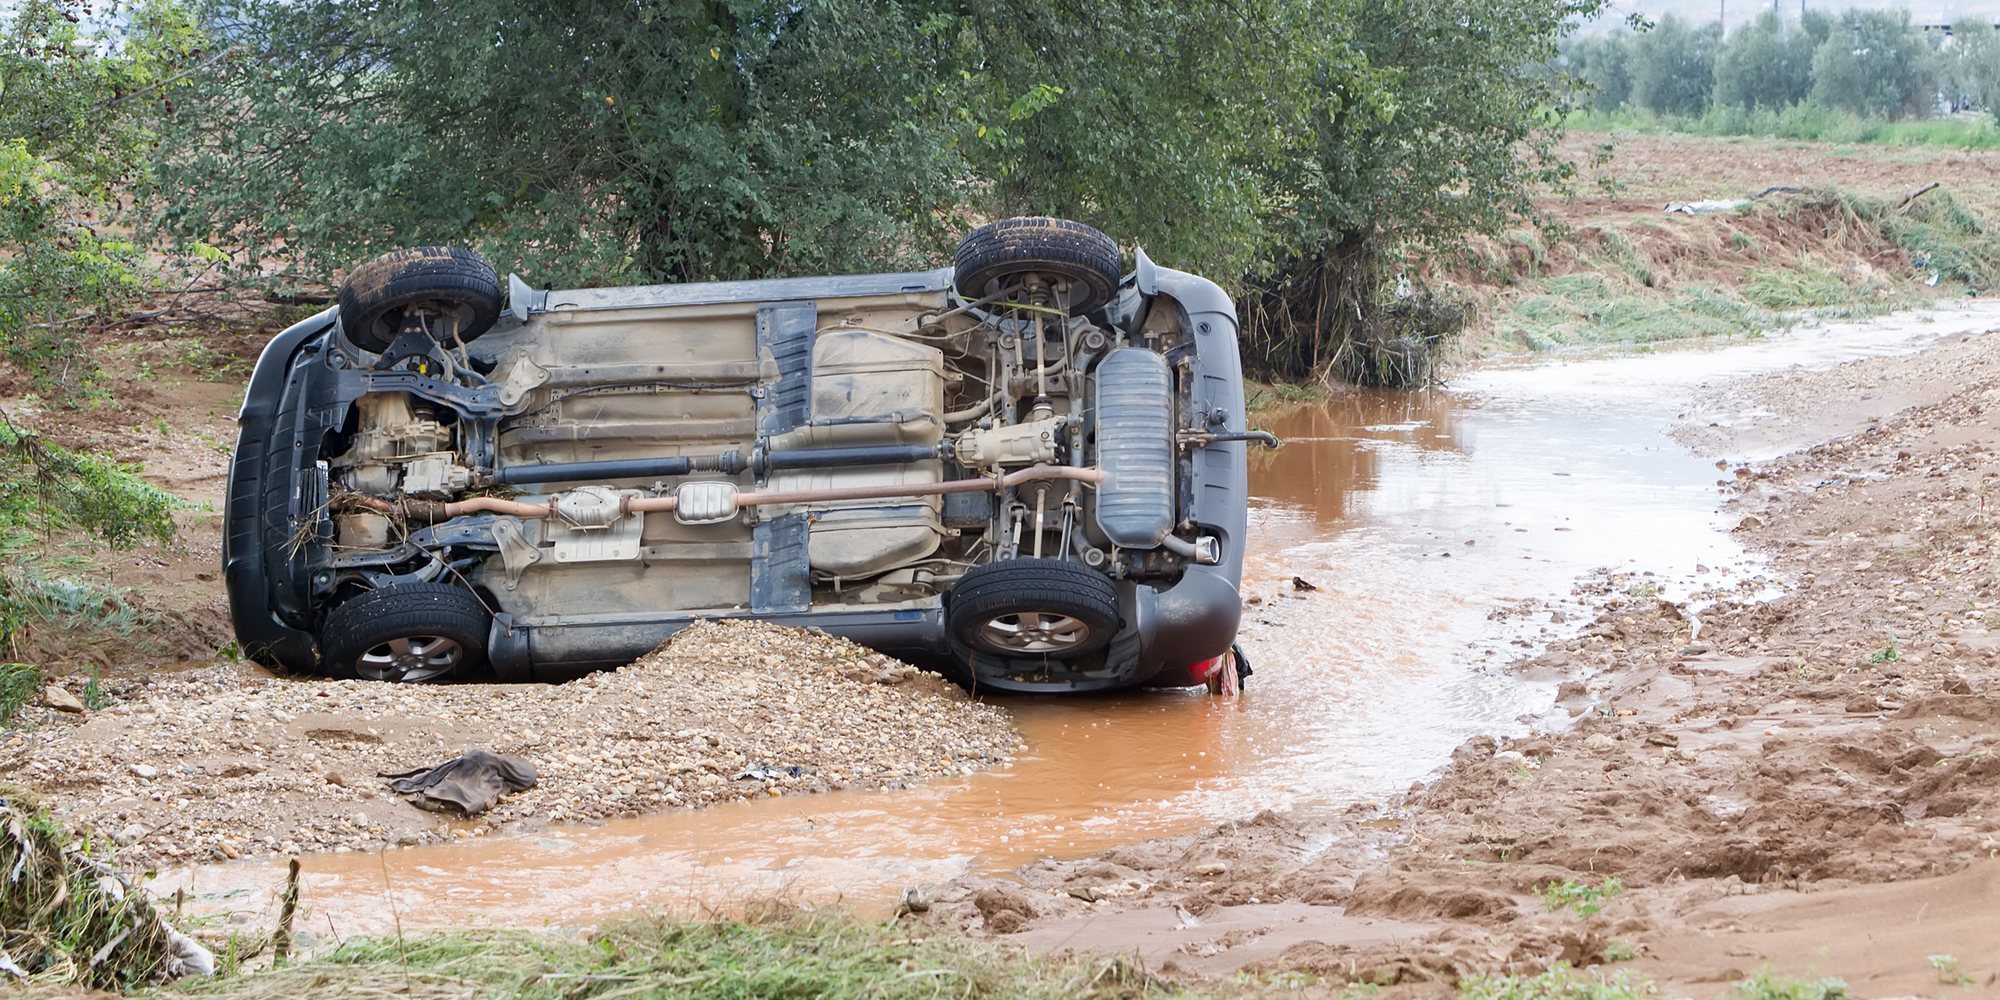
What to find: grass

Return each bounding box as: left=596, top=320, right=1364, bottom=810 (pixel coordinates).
left=174, top=911, right=1192, bottom=999
left=1727, top=970, right=1851, bottom=999
left=1459, top=963, right=1656, bottom=999
left=1572, top=105, right=2000, bottom=151
left=0, top=660, right=39, bottom=724
left=1481, top=185, right=2000, bottom=353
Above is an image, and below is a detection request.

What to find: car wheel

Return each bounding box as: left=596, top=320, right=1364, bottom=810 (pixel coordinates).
left=947, top=558, right=1120, bottom=659
left=319, top=583, right=491, bottom=683
left=337, top=246, right=503, bottom=353
left=953, top=217, right=1122, bottom=317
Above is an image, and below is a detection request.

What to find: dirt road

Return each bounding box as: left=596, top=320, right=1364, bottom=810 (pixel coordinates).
left=925, top=327, right=2000, bottom=995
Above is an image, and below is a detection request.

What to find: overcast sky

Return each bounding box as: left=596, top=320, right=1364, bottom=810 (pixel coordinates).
left=1598, top=0, right=2000, bottom=30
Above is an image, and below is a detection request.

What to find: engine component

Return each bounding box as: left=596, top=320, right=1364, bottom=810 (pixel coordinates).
left=402, top=454, right=474, bottom=497
left=953, top=415, right=1065, bottom=469
left=548, top=486, right=644, bottom=564
left=674, top=481, right=740, bottom=524
left=335, top=512, right=395, bottom=550
left=340, top=393, right=454, bottom=497
left=1092, top=348, right=1174, bottom=548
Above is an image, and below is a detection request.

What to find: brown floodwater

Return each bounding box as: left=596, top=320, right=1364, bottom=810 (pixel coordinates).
left=168, top=304, right=2000, bottom=939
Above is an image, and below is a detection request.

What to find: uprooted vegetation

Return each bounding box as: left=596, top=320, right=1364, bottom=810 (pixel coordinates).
left=0, top=787, right=208, bottom=988
left=1462, top=186, right=2000, bottom=353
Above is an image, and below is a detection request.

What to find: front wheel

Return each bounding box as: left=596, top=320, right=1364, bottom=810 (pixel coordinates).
left=947, top=559, right=1120, bottom=659
left=319, top=584, right=491, bottom=683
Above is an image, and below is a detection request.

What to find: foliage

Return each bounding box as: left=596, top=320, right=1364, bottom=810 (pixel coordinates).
left=0, top=0, right=205, bottom=394
left=178, top=910, right=1185, bottom=999
left=157, top=0, right=977, bottom=289
left=1460, top=962, right=1657, bottom=1000
left=1563, top=32, right=1634, bottom=112
left=1726, top=971, right=1851, bottom=1000
left=1713, top=10, right=1819, bottom=110
left=1629, top=15, right=1720, bottom=115
left=1539, top=876, right=1626, bottom=915
left=1240, top=0, right=1605, bottom=382
left=1810, top=9, right=1937, bottom=119
left=952, top=0, right=1310, bottom=281
left=1943, top=21, right=2000, bottom=121
left=1571, top=104, right=2000, bottom=150
left=0, top=419, right=177, bottom=553
left=0, top=661, right=38, bottom=725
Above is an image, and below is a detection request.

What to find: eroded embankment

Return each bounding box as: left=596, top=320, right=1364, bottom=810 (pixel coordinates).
left=6, top=620, right=1017, bottom=869
left=927, top=329, right=2000, bottom=995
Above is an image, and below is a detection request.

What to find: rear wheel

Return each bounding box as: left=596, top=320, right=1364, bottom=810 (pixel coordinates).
left=953, top=217, right=1122, bottom=317
left=337, top=246, right=502, bottom=353
left=319, top=584, right=491, bottom=683
left=947, top=559, right=1120, bottom=659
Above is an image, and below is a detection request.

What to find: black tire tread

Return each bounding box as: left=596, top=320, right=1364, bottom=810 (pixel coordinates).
left=319, top=583, right=491, bottom=682
left=338, top=246, right=502, bottom=353
left=947, top=558, right=1120, bottom=658
left=953, top=217, right=1121, bottom=317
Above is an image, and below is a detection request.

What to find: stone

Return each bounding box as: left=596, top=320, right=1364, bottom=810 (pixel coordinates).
left=42, top=685, right=85, bottom=714
left=129, top=763, right=159, bottom=779
left=1583, top=733, right=1617, bottom=751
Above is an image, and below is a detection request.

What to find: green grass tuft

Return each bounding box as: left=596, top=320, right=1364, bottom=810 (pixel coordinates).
left=0, top=661, right=38, bottom=725
left=1727, top=970, right=1851, bottom=1000
left=1460, top=962, right=1657, bottom=999
left=176, top=911, right=1191, bottom=999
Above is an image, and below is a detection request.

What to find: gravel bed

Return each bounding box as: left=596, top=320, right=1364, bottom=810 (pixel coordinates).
left=3, top=620, right=1019, bottom=870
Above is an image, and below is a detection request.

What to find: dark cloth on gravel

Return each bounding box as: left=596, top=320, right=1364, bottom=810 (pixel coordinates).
left=381, top=749, right=538, bottom=816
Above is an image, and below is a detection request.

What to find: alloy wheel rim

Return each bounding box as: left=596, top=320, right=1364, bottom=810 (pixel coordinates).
left=357, top=635, right=463, bottom=683
left=979, top=612, right=1088, bottom=654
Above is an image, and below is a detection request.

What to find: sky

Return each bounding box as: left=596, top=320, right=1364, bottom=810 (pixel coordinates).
left=1601, top=0, right=2000, bottom=30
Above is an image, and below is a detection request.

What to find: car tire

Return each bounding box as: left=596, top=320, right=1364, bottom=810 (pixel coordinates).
left=337, top=246, right=503, bottom=353
left=947, top=558, right=1120, bottom=659
left=319, top=583, right=491, bottom=683
left=953, top=217, right=1122, bottom=317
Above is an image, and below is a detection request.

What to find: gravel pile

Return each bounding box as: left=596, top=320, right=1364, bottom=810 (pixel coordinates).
left=3, top=620, right=1018, bottom=869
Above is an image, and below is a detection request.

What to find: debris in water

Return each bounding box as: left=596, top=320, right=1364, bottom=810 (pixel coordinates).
left=1291, top=576, right=1319, bottom=592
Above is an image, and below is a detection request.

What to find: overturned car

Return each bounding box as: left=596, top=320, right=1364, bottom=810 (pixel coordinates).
left=224, top=218, right=1262, bottom=693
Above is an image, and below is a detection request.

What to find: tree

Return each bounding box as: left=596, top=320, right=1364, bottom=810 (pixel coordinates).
left=1942, top=18, right=2000, bottom=117
left=1562, top=31, right=1634, bottom=113
left=1629, top=14, right=1721, bottom=115
left=157, top=0, right=976, bottom=288
left=0, top=0, right=203, bottom=392
left=1810, top=8, right=1938, bottom=118
left=1713, top=9, right=1815, bottom=109
left=1244, top=0, right=1606, bottom=381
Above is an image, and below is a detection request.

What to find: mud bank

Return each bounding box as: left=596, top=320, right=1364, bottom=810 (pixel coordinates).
left=927, top=328, right=2000, bottom=995
left=6, top=620, right=1017, bottom=869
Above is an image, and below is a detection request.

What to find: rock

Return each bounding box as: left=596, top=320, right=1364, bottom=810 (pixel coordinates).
left=115, top=824, right=146, bottom=846
left=1679, top=643, right=1712, bottom=657
left=1192, top=862, right=1228, bottom=877
left=1583, top=733, right=1617, bottom=751
left=1644, top=732, right=1679, bottom=748
left=896, top=886, right=932, bottom=915
left=1944, top=676, right=1974, bottom=695
left=129, top=764, right=159, bottom=780
left=1493, top=750, right=1528, bottom=767
left=1067, top=885, right=1104, bottom=902
left=42, top=685, right=85, bottom=714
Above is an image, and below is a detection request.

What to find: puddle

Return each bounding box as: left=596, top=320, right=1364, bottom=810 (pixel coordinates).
left=166, top=303, right=2000, bottom=936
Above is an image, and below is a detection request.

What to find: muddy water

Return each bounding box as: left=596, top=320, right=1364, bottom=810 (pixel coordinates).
left=174, top=304, right=2000, bottom=936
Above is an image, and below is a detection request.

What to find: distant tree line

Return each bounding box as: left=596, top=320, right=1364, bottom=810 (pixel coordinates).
left=1564, top=8, right=2000, bottom=122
